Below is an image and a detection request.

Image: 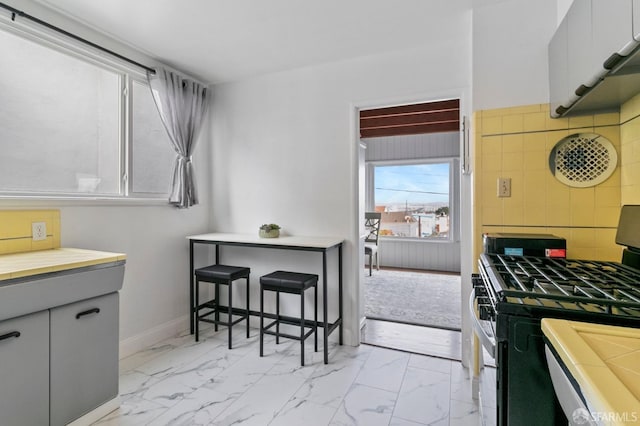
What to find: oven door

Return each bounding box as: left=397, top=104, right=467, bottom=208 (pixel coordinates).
left=469, top=287, right=497, bottom=407
left=469, top=289, right=496, bottom=359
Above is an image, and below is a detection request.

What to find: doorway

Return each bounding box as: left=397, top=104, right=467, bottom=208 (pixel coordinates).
left=357, top=98, right=463, bottom=358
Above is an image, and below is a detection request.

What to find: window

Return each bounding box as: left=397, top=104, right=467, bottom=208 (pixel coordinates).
left=0, top=23, right=173, bottom=198
left=373, top=161, right=451, bottom=240
left=130, top=80, right=174, bottom=195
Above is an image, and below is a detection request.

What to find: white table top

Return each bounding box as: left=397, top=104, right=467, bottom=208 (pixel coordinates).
left=187, top=233, right=344, bottom=249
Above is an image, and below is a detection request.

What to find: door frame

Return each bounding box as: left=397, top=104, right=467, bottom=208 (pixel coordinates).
left=349, top=90, right=474, bottom=367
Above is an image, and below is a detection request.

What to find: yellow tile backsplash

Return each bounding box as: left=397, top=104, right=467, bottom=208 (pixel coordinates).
left=620, top=92, right=640, bottom=205
left=523, top=111, right=547, bottom=132
left=545, top=114, right=569, bottom=131
left=0, top=210, right=60, bottom=255
left=523, top=202, right=546, bottom=226
left=593, top=112, right=620, bottom=127
left=522, top=150, right=547, bottom=171
left=502, top=151, right=524, bottom=171
left=570, top=188, right=595, bottom=209
left=502, top=114, right=524, bottom=134
left=481, top=115, right=502, bottom=135
left=568, top=114, right=595, bottom=129
left=473, top=104, right=631, bottom=265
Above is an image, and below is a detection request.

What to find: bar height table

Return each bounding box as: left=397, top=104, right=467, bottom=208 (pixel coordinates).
left=187, top=233, right=344, bottom=364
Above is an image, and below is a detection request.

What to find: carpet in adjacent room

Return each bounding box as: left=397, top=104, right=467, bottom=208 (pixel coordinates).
left=363, top=268, right=461, bottom=330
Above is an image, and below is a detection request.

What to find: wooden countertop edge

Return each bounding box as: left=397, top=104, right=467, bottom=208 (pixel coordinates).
left=0, top=248, right=127, bottom=279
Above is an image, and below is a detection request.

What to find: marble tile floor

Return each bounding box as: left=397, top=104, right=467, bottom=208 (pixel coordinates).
left=93, top=325, right=497, bottom=426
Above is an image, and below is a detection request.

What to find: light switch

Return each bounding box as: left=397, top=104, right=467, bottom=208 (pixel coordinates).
left=497, top=178, right=511, bottom=197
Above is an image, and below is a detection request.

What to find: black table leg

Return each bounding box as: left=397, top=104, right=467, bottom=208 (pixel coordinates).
left=189, top=240, right=195, bottom=335
left=323, top=250, right=328, bottom=364
left=338, top=244, right=343, bottom=345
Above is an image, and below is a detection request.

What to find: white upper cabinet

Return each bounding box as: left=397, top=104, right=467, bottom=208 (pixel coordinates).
left=549, top=0, right=640, bottom=117
left=549, top=16, right=571, bottom=113
left=566, top=0, right=596, bottom=90
left=633, top=0, right=640, bottom=41
left=591, top=0, right=634, bottom=60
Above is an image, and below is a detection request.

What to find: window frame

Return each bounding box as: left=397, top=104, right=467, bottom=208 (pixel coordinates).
left=0, top=14, right=173, bottom=202
left=125, top=76, right=177, bottom=198
left=366, top=157, right=458, bottom=243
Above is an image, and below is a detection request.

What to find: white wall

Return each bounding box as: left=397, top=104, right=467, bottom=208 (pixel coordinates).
left=209, top=16, right=473, bottom=347
left=0, top=0, right=213, bottom=357
left=472, top=0, right=558, bottom=110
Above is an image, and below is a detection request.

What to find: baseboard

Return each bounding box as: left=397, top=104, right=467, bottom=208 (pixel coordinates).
left=67, top=396, right=120, bottom=426
left=119, top=314, right=190, bottom=360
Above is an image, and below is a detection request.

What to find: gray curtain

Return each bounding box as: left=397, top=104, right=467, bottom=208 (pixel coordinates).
left=147, top=67, right=208, bottom=208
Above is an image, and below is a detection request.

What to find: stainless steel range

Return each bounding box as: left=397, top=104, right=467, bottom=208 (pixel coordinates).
left=472, top=205, right=640, bottom=425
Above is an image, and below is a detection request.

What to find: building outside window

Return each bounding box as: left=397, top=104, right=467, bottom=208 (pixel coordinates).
left=373, top=161, right=451, bottom=240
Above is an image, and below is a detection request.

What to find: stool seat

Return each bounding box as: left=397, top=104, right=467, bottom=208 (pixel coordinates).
left=196, top=265, right=250, bottom=281
left=260, top=271, right=317, bottom=293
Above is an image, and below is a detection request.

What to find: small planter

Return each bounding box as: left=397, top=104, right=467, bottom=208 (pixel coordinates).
left=259, top=224, right=281, bottom=238
left=259, top=229, right=280, bottom=238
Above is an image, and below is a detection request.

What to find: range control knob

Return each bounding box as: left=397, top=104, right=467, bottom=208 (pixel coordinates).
left=478, top=304, right=495, bottom=321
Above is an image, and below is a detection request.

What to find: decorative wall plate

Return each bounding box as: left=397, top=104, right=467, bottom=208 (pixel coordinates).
left=548, top=133, right=617, bottom=188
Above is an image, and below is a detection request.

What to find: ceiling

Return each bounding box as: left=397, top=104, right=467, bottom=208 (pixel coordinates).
left=32, top=0, right=475, bottom=84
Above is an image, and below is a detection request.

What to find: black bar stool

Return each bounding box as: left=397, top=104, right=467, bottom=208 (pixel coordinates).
left=194, top=264, right=250, bottom=349
left=259, top=270, right=318, bottom=366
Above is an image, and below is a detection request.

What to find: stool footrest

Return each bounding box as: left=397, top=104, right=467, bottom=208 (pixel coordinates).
left=197, top=299, right=217, bottom=310
left=263, top=322, right=316, bottom=342
left=197, top=302, right=248, bottom=317
left=263, top=319, right=316, bottom=333
left=198, top=305, right=248, bottom=325
left=200, top=316, right=247, bottom=327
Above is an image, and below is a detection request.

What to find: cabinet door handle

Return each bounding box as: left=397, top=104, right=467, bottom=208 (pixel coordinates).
left=76, top=308, right=100, bottom=319
left=0, top=331, right=21, bottom=341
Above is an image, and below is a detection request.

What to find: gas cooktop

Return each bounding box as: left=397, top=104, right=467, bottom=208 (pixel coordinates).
left=479, top=253, right=640, bottom=320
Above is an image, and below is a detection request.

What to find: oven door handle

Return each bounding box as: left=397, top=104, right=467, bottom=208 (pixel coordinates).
left=469, top=289, right=496, bottom=359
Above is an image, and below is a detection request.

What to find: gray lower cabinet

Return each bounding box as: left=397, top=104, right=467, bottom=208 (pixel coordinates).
left=50, top=292, right=119, bottom=426
left=0, top=310, right=50, bottom=426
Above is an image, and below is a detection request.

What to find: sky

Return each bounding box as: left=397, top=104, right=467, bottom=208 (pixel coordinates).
left=375, top=163, right=449, bottom=205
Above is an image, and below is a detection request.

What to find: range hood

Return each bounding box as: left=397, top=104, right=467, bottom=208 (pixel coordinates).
left=549, top=0, right=640, bottom=118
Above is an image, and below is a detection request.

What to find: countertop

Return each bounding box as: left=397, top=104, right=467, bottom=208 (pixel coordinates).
left=0, top=248, right=127, bottom=280
left=541, top=318, right=640, bottom=420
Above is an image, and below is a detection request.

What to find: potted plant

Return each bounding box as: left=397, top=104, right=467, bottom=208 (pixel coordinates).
left=259, top=223, right=281, bottom=238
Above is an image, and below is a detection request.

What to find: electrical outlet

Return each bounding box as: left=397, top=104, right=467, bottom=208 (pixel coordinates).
left=497, top=178, right=511, bottom=197
left=32, top=222, right=47, bottom=241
